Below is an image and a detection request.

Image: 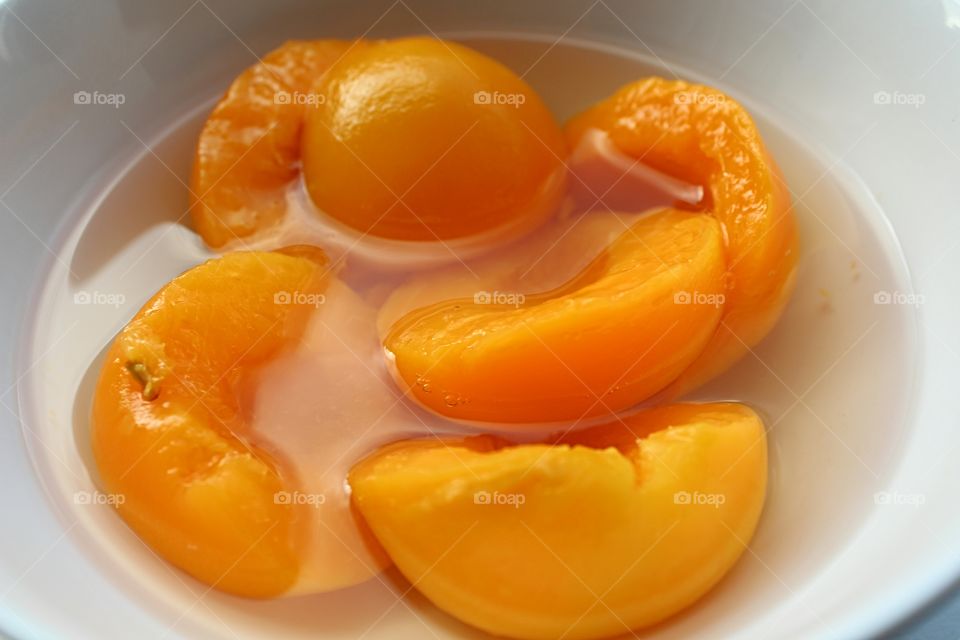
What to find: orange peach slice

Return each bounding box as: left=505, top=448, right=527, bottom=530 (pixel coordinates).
left=384, top=209, right=726, bottom=423
left=350, top=402, right=767, bottom=640
left=92, top=249, right=388, bottom=597
left=190, top=40, right=361, bottom=247
left=566, top=77, right=798, bottom=396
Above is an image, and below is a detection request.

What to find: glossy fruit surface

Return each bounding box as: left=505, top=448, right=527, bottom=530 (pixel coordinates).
left=191, top=40, right=360, bottom=247
left=566, top=77, right=798, bottom=396
left=92, top=248, right=387, bottom=596
left=301, top=36, right=566, bottom=240
left=384, top=209, right=726, bottom=423
left=350, top=402, right=768, bottom=640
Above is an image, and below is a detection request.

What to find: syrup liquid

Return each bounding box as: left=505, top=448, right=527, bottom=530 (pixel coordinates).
left=25, top=35, right=915, bottom=638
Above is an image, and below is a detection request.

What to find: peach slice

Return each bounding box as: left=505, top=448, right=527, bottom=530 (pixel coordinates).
left=565, top=78, right=798, bottom=396
left=190, top=40, right=361, bottom=247
left=92, top=248, right=388, bottom=597
left=350, top=402, right=767, bottom=640
left=384, top=208, right=726, bottom=423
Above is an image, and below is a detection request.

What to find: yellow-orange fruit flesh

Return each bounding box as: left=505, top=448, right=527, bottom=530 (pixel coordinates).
left=566, top=78, right=798, bottom=396
left=350, top=402, right=767, bottom=640
left=301, top=36, right=566, bottom=241
left=92, top=249, right=386, bottom=596
left=190, top=40, right=361, bottom=247
left=385, top=209, right=727, bottom=423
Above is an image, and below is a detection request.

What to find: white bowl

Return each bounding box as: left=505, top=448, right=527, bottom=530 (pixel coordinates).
left=3, top=1, right=959, bottom=638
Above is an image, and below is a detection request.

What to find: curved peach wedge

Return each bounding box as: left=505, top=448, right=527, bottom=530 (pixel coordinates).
left=92, top=248, right=388, bottom=597
left=350, top=402, right=767, bottom=640
left=566, top=77, right=799, bottom=397
left=190, top=40, right=361, bottom=247
left=384, top=208, right=726, bottom=423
